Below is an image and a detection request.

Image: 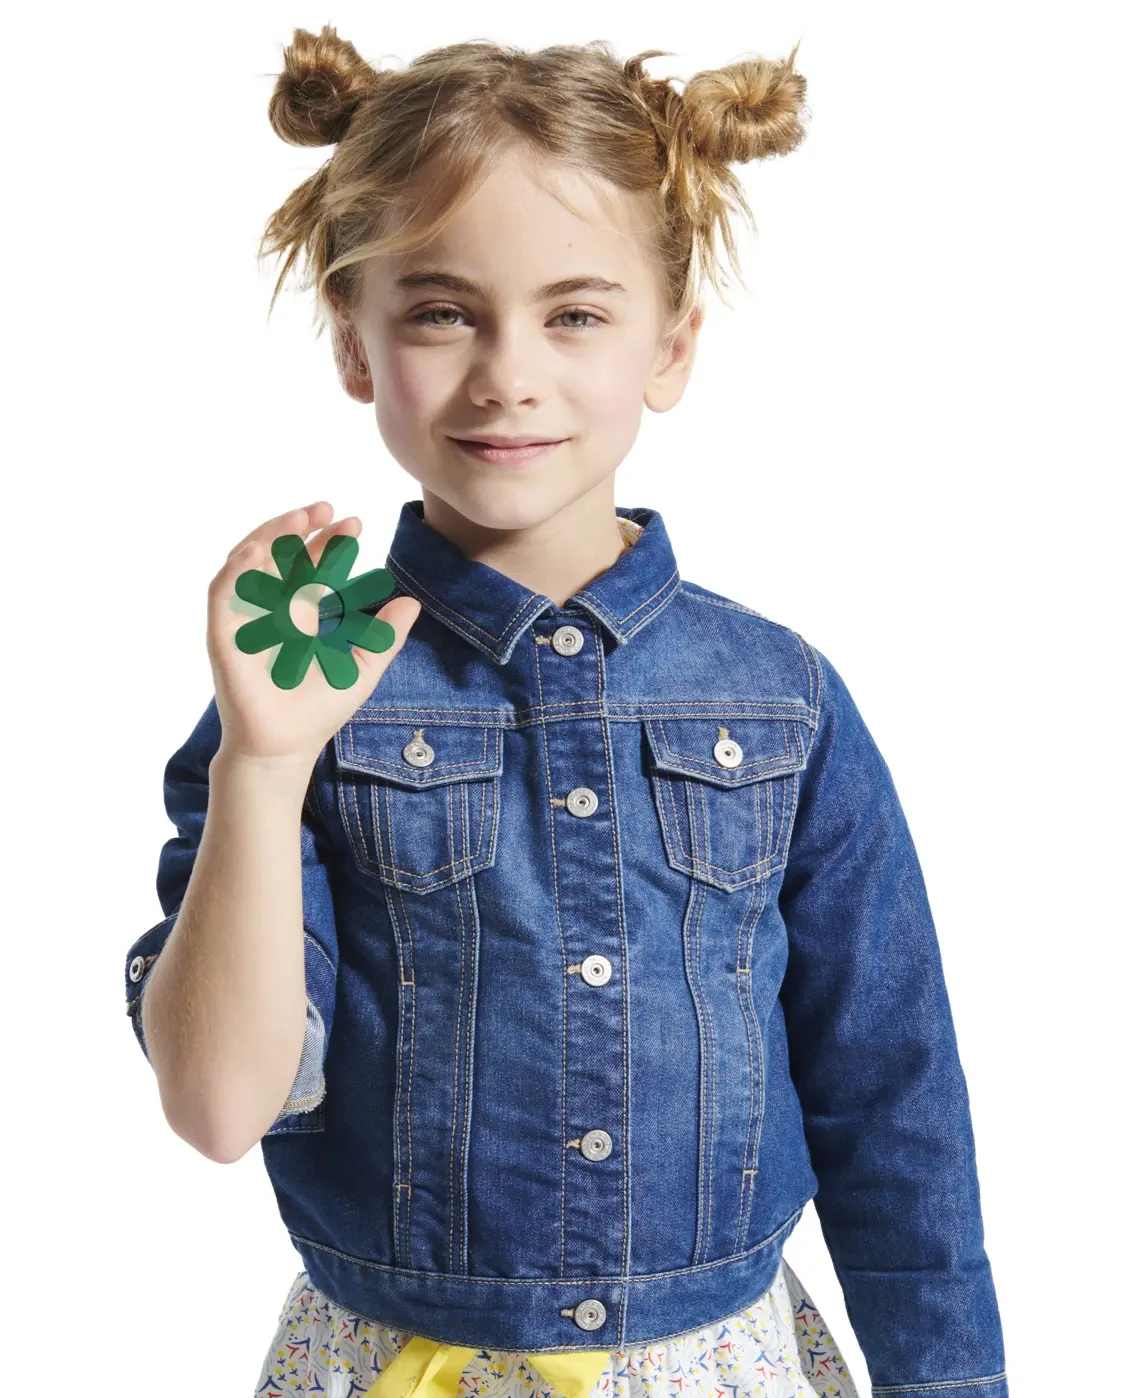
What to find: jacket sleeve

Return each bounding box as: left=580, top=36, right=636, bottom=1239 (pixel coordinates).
left=123, top=696, right=339, bottom=1135
left=777, top=645, right=1008, bottom=1398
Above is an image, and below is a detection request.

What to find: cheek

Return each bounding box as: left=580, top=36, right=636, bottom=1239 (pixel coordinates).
left=372, top=345, right=444, bottom=421
left=381, top=344, right=426, bottom=393
left=574, top=350, right=649, bottom=421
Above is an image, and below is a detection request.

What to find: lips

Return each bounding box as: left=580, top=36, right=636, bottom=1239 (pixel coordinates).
left=452, top=437, right=564, bottom=447
left=451, top=438, right=566, bottom=466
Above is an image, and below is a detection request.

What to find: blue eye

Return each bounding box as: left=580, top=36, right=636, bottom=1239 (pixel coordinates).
left=410, top=304, right=604, bottom=331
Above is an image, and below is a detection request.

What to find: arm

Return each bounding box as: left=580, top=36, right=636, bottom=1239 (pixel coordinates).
left=777, top=646, right=1007, bottom=1398
left=124, top=697, right=339, bottom=1163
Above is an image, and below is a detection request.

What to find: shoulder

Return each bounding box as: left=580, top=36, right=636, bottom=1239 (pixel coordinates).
left=676, top=579, right=825, bottom=721
left=675, top=584, right=894, bottom=810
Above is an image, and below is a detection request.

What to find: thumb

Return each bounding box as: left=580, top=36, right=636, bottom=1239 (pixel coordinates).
left=352, top=594, right=423, bottom=676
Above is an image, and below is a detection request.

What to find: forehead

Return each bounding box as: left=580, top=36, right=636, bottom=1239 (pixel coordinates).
left=368, top=150, right=656, bottom=301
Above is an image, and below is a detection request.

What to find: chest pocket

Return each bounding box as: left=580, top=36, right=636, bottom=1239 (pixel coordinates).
left=333, top=720, right=503, bottom=895
left=643, top=714, right=812, bottom=891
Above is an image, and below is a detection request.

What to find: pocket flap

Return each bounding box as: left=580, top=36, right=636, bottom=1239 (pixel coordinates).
left=643, top=714, right=810, bottom=788
left=334, top=720, right=503, bottom=790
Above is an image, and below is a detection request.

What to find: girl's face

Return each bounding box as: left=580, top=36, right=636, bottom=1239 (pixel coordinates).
left=338, top=145, right=702, bottom=536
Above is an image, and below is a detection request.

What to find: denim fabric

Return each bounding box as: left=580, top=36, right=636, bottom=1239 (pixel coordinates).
left=124, top=500, right=1007, bottom=1395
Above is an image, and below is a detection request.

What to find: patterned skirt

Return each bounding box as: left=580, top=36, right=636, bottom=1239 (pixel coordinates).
left=254, top=1255, right=858, bottom=1397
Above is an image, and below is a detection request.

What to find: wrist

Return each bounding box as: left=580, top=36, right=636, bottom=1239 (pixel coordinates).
left=210, top=744, right=319, bottom=795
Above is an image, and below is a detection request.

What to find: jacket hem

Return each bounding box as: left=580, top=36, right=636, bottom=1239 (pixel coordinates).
left=287, top=1201, right=806, bottom=1350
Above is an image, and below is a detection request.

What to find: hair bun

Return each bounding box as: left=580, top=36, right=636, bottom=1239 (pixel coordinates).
left=683, top=44, right=808, bottom=165
left=268, top=23, right=378, bottom=147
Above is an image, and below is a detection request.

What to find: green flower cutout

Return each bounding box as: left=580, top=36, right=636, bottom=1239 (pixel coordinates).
left=233, top=533, right=397, bottom=690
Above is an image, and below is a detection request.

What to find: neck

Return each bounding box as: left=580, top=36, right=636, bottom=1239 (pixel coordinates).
left=421, top=484, right=626, bottom=609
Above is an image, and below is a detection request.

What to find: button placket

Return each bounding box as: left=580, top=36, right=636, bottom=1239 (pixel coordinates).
left=533, top=606, right=617, bottom=1314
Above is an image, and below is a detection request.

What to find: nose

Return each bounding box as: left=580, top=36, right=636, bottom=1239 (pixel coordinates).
left=465, top=327, right=545, bottom=408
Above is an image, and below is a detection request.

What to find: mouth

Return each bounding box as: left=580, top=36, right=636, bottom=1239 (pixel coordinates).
left=449, top=437, right=569, bottom=465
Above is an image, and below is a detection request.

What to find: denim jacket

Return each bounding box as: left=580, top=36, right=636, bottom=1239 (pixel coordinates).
left=124, top=500, right=1007, bottom=1396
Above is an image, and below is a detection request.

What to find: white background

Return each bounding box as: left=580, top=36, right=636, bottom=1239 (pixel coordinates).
left=8, top=2, right=1142, bottom=1393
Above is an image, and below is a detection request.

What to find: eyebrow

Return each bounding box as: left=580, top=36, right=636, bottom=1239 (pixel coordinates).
left=392, top=271, right=628, bottom=301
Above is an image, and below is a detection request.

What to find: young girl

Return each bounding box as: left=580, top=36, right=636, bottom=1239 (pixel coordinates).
left=124, top=27, right=1008, bottom=1398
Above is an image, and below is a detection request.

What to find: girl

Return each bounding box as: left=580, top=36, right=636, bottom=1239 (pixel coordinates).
left=124, top=27, right=1008, bottom=1398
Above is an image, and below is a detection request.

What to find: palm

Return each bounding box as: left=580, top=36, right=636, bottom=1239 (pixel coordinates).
left=208, top=504, right=422, bottom=764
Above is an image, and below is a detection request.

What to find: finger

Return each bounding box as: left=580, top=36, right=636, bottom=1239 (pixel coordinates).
left=303, top=514, right=361, bottom=568
left=209, top=507, right=353, bottom=628
left=227, top=500, right=334, bottom=562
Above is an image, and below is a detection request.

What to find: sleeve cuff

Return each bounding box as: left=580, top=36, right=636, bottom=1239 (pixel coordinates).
left=125, top=911, right=179, bottom=1063
left=125, top=916, right=334, bottom=1133
left=872, top=1374, right=1008, bottom=1397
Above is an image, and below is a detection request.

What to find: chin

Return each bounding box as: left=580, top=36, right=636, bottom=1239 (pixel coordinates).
left=431, top=476, right=582, bottom=533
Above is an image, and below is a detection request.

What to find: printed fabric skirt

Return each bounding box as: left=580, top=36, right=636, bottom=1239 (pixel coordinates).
left=253, top=1255, right=859, bottom=1398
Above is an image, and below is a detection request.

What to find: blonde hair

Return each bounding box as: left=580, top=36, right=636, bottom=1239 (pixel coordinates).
left=258, top=29, right=809, bottom=355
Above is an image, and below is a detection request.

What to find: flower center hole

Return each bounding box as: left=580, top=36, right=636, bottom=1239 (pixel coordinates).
left=290, top=583, right=343, bottom=637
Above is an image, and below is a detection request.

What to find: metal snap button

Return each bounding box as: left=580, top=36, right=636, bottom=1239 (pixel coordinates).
left=128, top=955, right=146, bottom=983
left=581, top=955, right=613, bottom=986
left=402, top=732, right=436, bottom=767
left=565, top=787, right=599, bottom=817
left=580, top=1128, right=613, bottom=1161
left=713, top=736, right=743, bottom=769
left=552, top=625, right=584, bottom=656
left=573, top=1298, right=607, bottom=1331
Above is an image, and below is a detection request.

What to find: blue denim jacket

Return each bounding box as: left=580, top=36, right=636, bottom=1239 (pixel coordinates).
left=124, top=500, right=1007, bottom=1396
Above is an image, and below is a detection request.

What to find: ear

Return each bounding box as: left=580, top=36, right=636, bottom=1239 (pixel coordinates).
left=329, top=296, right=374, bottom=404
left=644, top=302, right=704, bottom=414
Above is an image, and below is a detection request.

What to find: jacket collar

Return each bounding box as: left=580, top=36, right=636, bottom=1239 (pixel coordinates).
left=383, top=499, right=682, bottom=666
